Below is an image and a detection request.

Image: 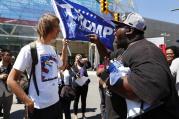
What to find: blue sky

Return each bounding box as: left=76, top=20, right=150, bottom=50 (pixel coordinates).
left=1, top=0, right=179, bottom=24
left=134, top=0, right=179, bottom=24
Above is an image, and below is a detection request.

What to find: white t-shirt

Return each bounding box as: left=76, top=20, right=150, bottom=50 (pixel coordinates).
left=13, top=42, right=63, bottom=109
left=63, top=70, right=70, bottom=85
left=170, top=58, right=179, bottom=95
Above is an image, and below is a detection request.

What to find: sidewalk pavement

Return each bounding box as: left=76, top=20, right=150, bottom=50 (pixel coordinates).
left=3, top=71, right=101, bottom=119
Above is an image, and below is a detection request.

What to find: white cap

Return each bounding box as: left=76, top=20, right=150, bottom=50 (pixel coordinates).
left=113, top=12, right=146, bottom=32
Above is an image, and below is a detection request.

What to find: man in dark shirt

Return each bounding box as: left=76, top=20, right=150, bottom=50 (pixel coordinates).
left=88, top=12, right=179, bottom=119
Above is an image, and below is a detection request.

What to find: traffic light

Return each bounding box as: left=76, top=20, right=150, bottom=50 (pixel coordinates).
left=114, top=13, right=120, bottom=22
left=100, top=0, right=108, bottom=14
left=100, top=0, right=105, bottom=13
left=104, top=0, right=108, bottom=14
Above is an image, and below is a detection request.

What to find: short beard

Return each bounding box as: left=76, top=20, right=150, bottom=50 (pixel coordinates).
left=113, top=39, right=119, bottom=51
left=116, top=37, right=129, bottom=50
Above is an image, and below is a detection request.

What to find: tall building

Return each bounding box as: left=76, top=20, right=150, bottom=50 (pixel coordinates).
left=0, top=0, right=179, bottom=68
left=0, top=0, right=54, bottom=55
left=0, top=0, right=94, bottom=61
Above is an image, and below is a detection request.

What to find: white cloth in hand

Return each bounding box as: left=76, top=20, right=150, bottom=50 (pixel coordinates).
left=108, top=60, right=130, bottom=86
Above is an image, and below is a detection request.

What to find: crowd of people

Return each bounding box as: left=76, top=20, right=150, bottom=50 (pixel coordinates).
left=0, top=10, right=178, bottom=119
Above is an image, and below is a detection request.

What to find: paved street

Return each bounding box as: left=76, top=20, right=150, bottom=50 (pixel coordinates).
left=3, top=71, right=101, bottom=119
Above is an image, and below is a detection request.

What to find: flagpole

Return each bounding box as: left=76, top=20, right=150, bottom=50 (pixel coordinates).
left=51, top=0, right=66, bottom=38
left=67, top=45, right=72, bottom=56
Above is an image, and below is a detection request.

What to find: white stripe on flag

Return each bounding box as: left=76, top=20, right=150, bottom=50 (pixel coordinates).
left=51, top=0, right=66, bottom=38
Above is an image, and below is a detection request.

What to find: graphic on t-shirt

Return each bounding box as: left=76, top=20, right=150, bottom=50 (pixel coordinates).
left=41, top=54, right=58, bottom=82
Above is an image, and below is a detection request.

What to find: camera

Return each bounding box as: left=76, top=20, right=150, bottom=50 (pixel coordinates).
left=0, top=67, right=9, bottom=74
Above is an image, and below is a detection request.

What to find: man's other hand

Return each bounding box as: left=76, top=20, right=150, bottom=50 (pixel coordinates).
left=86, top=34, right=100, bottom=44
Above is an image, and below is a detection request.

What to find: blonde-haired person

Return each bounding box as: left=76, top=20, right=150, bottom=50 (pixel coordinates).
left=7, top=13, right=68, bottom=119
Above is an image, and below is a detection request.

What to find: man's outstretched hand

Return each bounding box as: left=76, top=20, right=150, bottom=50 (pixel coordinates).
left=86, top=34, right=100, bottom=44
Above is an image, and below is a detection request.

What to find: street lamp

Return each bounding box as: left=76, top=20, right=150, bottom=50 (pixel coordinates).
left=171, top=9, right=179, bottom=11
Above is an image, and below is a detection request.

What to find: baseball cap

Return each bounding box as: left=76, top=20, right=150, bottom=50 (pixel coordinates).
left=112, top=12, right=146, bottom=32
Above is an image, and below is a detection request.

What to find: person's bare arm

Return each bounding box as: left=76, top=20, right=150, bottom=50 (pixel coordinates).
left=97, top=68, right=138, bottom=100
left=60, top=39, right=68, bottom=70
left=108, top=76, right=139, bottom=101
left=7, top=68, right=34, bottom=112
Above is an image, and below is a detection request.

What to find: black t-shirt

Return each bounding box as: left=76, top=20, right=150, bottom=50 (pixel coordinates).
left=122, top=39, right=179, bottom=118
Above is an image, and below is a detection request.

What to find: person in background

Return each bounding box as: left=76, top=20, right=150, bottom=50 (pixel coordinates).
left=97, top=71, right=106, bottom=119
left=0, top=49, right=13, bottom=119
left=0, top=48, right=3, bottom=61
left=0, top=48, right=3, bottom=117
left=168, top=46, right=179, bottom=96
left=166, top=46, right=179, bottom=65
left=7, top=13, right=68, bottom=119
left=60, top=59, right=75, bottom=119
left=72, top=54, right=91, bottom=119
left=88, top=12, right=179, bottom=119
left=166, top=46, right=179, bottom=95
left=170, top=56, right=179, bottom=96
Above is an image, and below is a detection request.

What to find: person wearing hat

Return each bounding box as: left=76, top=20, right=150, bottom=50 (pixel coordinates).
left=88, top=12, right=179, bottom=119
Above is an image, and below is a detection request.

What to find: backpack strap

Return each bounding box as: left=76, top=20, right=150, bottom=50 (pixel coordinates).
left=28, top=42, right=39, bottom=96
left=59, top=71, right=64, bottom=85
left=69, top=69, right=75, bottom=85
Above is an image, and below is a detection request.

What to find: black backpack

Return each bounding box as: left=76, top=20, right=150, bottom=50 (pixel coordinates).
left=26, top=42, right=39, bottom=96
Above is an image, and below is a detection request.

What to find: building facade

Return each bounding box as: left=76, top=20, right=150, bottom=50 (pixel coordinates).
left=0, top=0, right=179, bottom=67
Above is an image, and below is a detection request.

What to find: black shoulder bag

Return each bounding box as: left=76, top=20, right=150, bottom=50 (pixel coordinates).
left=60, top=69, right=76, bottom=101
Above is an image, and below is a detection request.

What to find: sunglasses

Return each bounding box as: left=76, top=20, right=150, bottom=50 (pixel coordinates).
left=115, top=24, right=131, bottom=30
left=114, top=26, right=130, bottom=32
